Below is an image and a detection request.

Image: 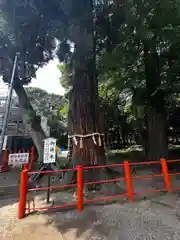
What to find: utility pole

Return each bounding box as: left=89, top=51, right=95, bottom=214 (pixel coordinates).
left=0, top=54, right=18, bottom=155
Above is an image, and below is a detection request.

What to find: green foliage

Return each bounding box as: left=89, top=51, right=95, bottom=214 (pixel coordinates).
left=0, top=0, right=56, bottom=84
left=59, top=102, right=69, bottom=119
left=97, top=0, right=180, bottom=122
left=57, top=63, right=71, bottom=90
left=26, top=87, right=64, bottom=116
left=26, top=87, right=67, bottom=143
left=2, top=0, right=180, bottom=153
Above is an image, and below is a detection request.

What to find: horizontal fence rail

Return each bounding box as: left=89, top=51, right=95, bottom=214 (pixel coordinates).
left=18, top=158, right=180, bottom=219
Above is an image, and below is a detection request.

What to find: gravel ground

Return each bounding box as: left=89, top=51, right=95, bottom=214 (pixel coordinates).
left=1, top=168, right=180, bottom=239
left=1, top=192, right=180, bottom=239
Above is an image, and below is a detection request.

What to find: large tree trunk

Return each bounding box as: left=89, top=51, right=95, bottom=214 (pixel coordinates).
left=144, top=42, right=168, bottom=161
left=68, top=0, right=105, bottom=169
left=68, top=59, right=123, bottom=194
left=65, top=0, right=122, bottom=193
left=68, top=57, right=106, bottom=187
left=147, top=102, right=167, bottom=160
left=14, top=84, right=46, bottom=161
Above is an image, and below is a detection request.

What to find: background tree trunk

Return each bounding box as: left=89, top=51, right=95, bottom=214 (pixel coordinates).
left=14, top=84, right=46, bottom=161
left=144, top=42, right=168, bottom=161
left=147, top=102, right=167, bottom=160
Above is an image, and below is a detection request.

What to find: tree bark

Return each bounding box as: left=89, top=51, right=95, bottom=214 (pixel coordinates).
left=65, top=0, right=122, bottom=193
left=147, top=103, right=167, bottom=160
left=68, top=59, right=123, bottom=194
left=13, top=84, right=46, bottom=161
left=69, top=0, right=106, bottom=169
left=68, top=57, right=106, bottom=187
left=144, top=42, right=168, bottom=161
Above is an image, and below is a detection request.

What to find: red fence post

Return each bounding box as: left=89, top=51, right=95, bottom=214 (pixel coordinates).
left=2, top=150, right=8, bottom=172
left=124, top=160, right=134, bottom=201
left=77, top=165, right=84, bottom=211
left=160, top=158, right=172, bottom=191
left=18, top=164, right=29, bottom=219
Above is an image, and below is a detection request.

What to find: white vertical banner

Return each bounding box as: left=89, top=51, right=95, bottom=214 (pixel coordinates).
left=43, top=138, right=56, bottom=164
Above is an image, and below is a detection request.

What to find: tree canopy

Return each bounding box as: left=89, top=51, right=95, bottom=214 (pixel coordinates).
left=26, top=87, right=67, bottom=146
left=1, top=0, right=180, bottom=163
left=0, top=0, right=56, bottom=85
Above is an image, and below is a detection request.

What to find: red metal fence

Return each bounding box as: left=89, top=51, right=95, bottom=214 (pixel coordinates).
left=18, top=158, right=180, bottom=219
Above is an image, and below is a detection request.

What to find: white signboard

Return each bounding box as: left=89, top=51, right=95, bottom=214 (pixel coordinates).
left=8, top=153, right=29, bottom=165
left=43, top=138, right=56, bottom=164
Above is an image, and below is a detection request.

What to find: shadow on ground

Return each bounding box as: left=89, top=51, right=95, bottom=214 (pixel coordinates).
left=46, top=207, right=111, bottom=239
left=39, top=191, right=180, bottom=239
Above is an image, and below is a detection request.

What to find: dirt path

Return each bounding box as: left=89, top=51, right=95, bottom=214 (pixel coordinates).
left=0, top=201, right=64, bottom=240
left=1, top=192, right=180, bottom=240
left=0, top=169, right=65, bottom=240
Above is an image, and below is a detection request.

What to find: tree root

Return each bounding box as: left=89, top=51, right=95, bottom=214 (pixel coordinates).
left=58, top=164, right=125, bottom=195
left=29, top=159, right=126, bottom=196
left=99, top=169, right=125, bottom=195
